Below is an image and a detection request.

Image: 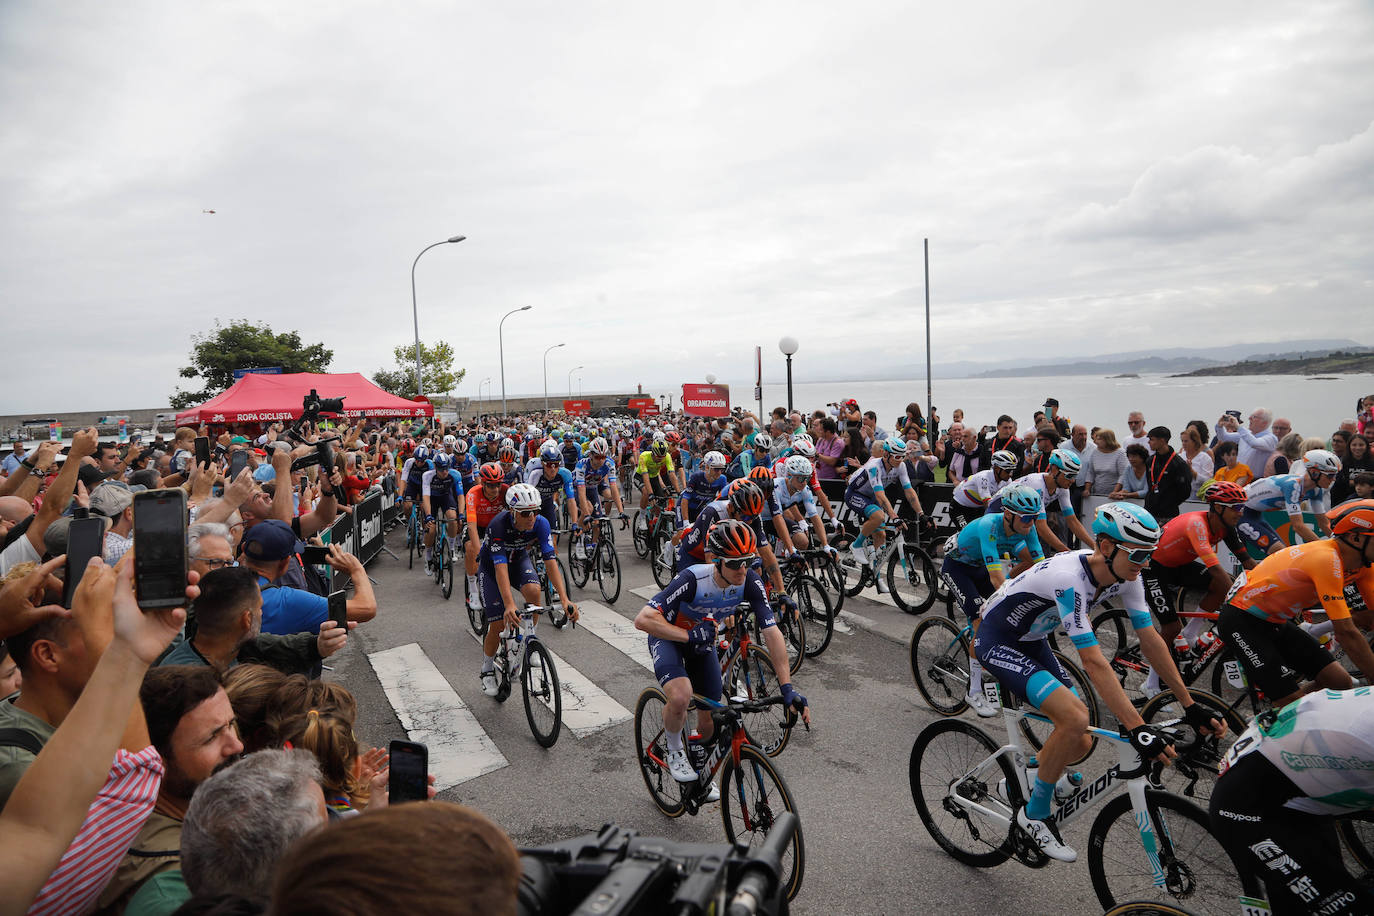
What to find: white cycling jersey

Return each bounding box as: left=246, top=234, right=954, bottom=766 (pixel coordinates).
left=979, top=550, right=1151, bottom=649
left=952, top=468, right=1010, bottom=509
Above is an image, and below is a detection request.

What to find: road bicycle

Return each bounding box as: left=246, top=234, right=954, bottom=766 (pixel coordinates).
left=634, top=689, right=806, bottom=901
left=491, top=604, right=563, bottom=748
left=533, top=550, right=572, bottom=629
left=909, top=679, right=1260, bottom=913
left=405, top=503, right=423, bottom=569
left=780, top=551, right=835, bottom=658
left=716, top=598, right=796, bottom=757
left=429, top=515, right=457, bottom=600
left=567, top=510, right=627, bottom=604
left=830, top=512, right=942, bottom=615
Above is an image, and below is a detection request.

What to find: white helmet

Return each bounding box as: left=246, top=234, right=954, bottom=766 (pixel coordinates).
left=991, top=449, right=1018, bottom=472
left=505, top=483, right=541, bottom=511
left=500, top=437, right=515, bottom=451
left=588, top=437, right=609, bottom=456
left=753, top=433, right=773, bottom=450
left=791, top=439, right=816, bottom=458
left=528, top=424, right=539, bottom=435
left=784, top=455, right=814, bottom=478
left=663, top=424, right=675, bottom=432
left=791, top=433, right=814, bottom=446
left=653, top=431, right=667, bottom=442
left=1304, top=449, right=1340, bottom=477
left=443, top=434, right=456, bottom=444
left=703, top=450, right=726, bottom=469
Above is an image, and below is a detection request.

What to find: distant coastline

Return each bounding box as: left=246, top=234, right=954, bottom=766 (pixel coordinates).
left=1170, top=351, right=1374, bottom=377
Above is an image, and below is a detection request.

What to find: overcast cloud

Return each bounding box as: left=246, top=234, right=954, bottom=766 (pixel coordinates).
left=1, top=0, right=1371, bottom=412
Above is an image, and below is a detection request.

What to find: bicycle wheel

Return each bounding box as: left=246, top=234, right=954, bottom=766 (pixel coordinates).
left=650, top=533, right=676, bottom=588
left=908, top=718, right=1017, bottom=868
left=790, top=574, right=834, bottom=658
left=1016, top=651, right=1100, bottom=766
left=910, top=616, right=972, bottom=716
left=1102, top=903, right=1202, bottom=916
left=720, top=744, right=805, bottom=901
left=1093, top=607, right=1149, bottom=699
left=521, top=640, right=561, bottom=747
left=888, top=544, right=939, bottom=615
left=770, top=600, right=805, bottom=675
left=1138, top=689, right=1245, bottom=806
left=407, top=516, right=417, bottom=568
left=1338, top=812, right=1374, bottom=874
left=631, top=510, right=649, bottom=558
left=723, top=644, right=791, bottom=757
left=433, top=542, right=445, bottom=584
left=546, top=560, right=570, bottom=629
left=597, top=542, right=622, bottom=604
left=465, top=580, right=487, bottom=636
left=829, top=530, right=869, bottom=599
left=815, top=553, right=847, bottom=616
left=1088, top=789, right=1261, bottom=913
left=633, top=687, right=685, bottom=816
left=567, top=533, right=591, bottom=588
left=441, top=549, right=454, bottom=599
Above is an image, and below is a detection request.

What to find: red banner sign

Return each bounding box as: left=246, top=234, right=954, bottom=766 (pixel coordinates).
left=627, top=397, right=659, bottom=417
left=681, top=383, right=730, bottom=417
left=563, top=399, right=591, bottom=416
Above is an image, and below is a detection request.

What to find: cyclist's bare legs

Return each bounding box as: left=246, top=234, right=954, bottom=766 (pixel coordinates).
left=663, top=675, right=714, bottom=744
left=481, top=580, right=543, bottom=659
left=1029, top=687, right=1091, bottom=786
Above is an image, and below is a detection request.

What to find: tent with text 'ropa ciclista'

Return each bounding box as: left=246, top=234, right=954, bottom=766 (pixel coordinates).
left=173, top=372, right=433, bottom=426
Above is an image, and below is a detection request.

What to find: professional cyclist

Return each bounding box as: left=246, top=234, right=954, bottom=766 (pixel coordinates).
left=1237, top=449, right=1340, bottom=555
left=420, top=454, right=465, bottom=570
left=451, top=438, right=477, bottom=492
left=636, top=435, right=677, bottom=511
left=842, top=436, right=921, bottom=592
left=726, top=433, right=773, bottom=481
left=1136, top=480, right=1255, bottom=696
left=633, top=519, right=811, bottom=797
left=974, top=502, right=1223, bottom=862
left=471, top=430, right=502, bottom=465
left=773, top=435, right=838, bottom=525
left=680, top=450, right=729, bottom=524
left=464, top=462, right=509, bottom=611
left=1217, top=499, right=1374, bottom=707
left=498, top=445, right=522, bottom=486
left=939, top=484, right=1045, bottom=716
left=950, top=449, right=1019, bottom=528
left=678, top=479, right=790, bottom=597
left=476, top=483, right=579, bottom=696
left=574, top=437, right=625, bottom=535
left=992, top=448, right=1093, bottom=555
left=527, top=442, right=578, bottom=550
left=769, top=456, right=832, bottom=555
left=1210, top=688, right=1374, bottom=915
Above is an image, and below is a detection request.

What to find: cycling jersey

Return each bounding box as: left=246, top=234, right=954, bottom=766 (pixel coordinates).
left=526, top=466, right=575, bottom=503
left=979, top=550, right=1151, bottom=648
left=678, top=500, right=766, bottom=566
left=1227, top=538, right=1374, bottom=625
left=1006, top=472, right=1075, bottom=518
left=1244, top=473, right=1329, bottom=517
left=466, top=483, right=508, bottom=530
left=770, top=454, right=824, bottom=498
left=501, top=465, right=522, bottom=486
left=636, top=451, right=676, bottom=477
left=945, top=512, right=1043, bottom=575
left=681, top=470, right=729, bottom=519
left=479, top=510, right=555, bottom=568
left=1151, top=509, right=1244, bottom=569
left=952, top=468, right=1011, bottom=509
left=647, top=564, right=774, bottom=630
left=573, top=456, right=618, bottom=490
left=452, top=453, right=477, bottom=490
left=561, top=443, right=582, bottom=469
left=726, top=450, right=767, bottom=481
left=844, top=456, right=912, bottom=499
left=773, top=477, right=820, bottom=520
left=420, top=469, right=463, bottom=513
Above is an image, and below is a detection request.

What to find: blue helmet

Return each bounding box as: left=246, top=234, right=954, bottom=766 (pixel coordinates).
left=540, top=444, right=562, bottom=463
left=432, top=454, right=452, bottom=472
left=1000, top=485, right=1043, bottom=516
left=1092, top=502, right=1161, bottom=548
left=484, top=431, right=499, bottom=444
left=881, top=436, right=908, bottom=456
left=1047, top=448, right=1082, bottom=479
left=414, top=446, right=432, bottom=462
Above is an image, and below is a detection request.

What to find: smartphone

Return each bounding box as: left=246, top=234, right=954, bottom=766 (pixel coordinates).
left=132, top=489, right=188, bottom=609
left=388, top=740, right=429, bottom=803
left=63, top=516, right=107, bottom=608
left=227, top=450, right=249, bottom=480
left=194, top=436, right=212, bottom=469
left=328, top=589, right=347, bottom=629
left=301, top=544, right=330, bottom=566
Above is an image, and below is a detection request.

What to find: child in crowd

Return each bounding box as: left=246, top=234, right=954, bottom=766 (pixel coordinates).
left=1211, top=440, right=1254, bottom=487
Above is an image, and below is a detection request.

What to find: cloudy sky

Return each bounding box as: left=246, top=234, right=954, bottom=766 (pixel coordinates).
left=2, top=0, right=1371, bottom=412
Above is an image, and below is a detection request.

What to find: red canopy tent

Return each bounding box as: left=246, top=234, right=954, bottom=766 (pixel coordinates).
left=174, top=372, right=433, bottom=426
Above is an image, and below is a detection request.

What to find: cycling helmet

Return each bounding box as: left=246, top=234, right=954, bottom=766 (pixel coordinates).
left=784, top=455, right=813, bottom=478
left=881, top=437, right=908, bottom=456
left=991, top=449, right=1018, bottom=472
left=1203, top=480, right=1247, bottom=505
left=707, top=519, right=757, bottom=560
left=478, top=462, right=504, bottom=485
left=500, top=437, right=515, bottom=451
left=588, top=437, right=609, bottom=457
left=747, top=464, right=776, bottom=493
left=505, top=482, right=541, bottom=511
left=703, top=450, right=726, bottom=469
left=414, top=446, right=432, bottom=462
left=400, top=438, right=415, bottom=455
left=1328, top=498, right=1374, bottom=536
left=666, top=431, right=682, bottom=444
left=453, top=438, right=468, bottom=453
left=498, top=446, right=518, bottom=463
left=1048, top=448, right=1082, bottom=480
left=727, top=479, right=765, bottom=517
left=791, top=439, right=816, bottom=458
left=651, top=438, right=669, bottom=457
left=443, top=434, right=456, bottom=444
left=1000, top=485, right=1043, bottom=516
left=1303, top=449, right=1340, bottom=477
left=539, top=443, right=562, bottom=463
left=563, top=431, right=576, bottom=441
left=1092, top=502, right=1162, bottom=548
left=663, top=424, right=676, bottom=433
left=432, top=454, right=452, bottom=471
left=528, top=424, right=539, bottom=435
left=484, top=431, right=499, bottom=444
left=791, top=433, right=814, bottom=447
left=753, top=433, right=773, bottom=450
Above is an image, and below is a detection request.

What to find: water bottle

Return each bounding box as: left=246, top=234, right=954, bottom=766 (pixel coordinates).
left=687, top=731, right=708, bottom=771
left=1194, top=631, right=1217, bottom=654
left=1024, top=758, right=1082, bottom=804
left=1172, top=635, right=1191, bottom=658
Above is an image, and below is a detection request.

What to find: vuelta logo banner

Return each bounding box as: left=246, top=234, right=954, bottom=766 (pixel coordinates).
left=681, top=383, right=730, bottom=417
left=563, top=399, right=591, bottom=416
left=627, top=397, right=659, bottom=417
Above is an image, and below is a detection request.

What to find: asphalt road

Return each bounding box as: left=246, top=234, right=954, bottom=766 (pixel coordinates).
left=327, top=522, right=1129, bottom=916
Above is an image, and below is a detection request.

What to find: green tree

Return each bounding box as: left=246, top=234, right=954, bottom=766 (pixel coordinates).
left=372, top=340, right=464, bottom=399
left=169, top=320, right=334, bottom=409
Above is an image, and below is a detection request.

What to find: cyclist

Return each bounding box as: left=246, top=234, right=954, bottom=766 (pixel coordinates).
left=464, top=462, right=509, bottom=611
left=477, top=482, right=578, bottom=697
left=420, top=453, right=465, bottom=571
left=399, top=445, right=434, bottom=544
left=1136, top=480, right=1255, bottom=696
left=769, top=456, right=832, bottom=556
left=726, top=433, right=773, bottom=481
left=1237, top=449, right=1341, bottom=555
left=560, top=431, right=583, bottom=471
left=842, top=436, right=921, bottom=592
left=633, top=519, right=811, bottom=798
left=498, top=445, right=522, bottom=486
left=939, top=484, right=1045, bottom=716
left=773, top=435, right=838, bottom=525
left=1210, top=688, right=1374, bottom=915
left=1217, top=498, right=1374, bottom=707
left=678, top=479, right=790, bottom=597
left=993, top=448, right=1093, bottom=555
left=950, top=449, right=1019, bottom=528
left=636, top=434, right=677, bottom=512
left=449, top=438, right=476, bottom=492
left=527, top=442, right=578, bottom=550
left=574, top=436, right=625, bottom=521
left=471, top=430, right=502, bottom=465
left=680, top=450, right=729, bottom=524
left=974, top=502, right=1224, bottom=862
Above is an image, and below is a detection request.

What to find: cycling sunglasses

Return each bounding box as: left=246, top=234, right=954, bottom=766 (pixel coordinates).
left=719, top=555, right=757, bottom=571
left=513, top=509, right=539, bottom=519
left=1121, top=545, right=1155, bottom=565
left=1014, top=513, right=1037, bottom=524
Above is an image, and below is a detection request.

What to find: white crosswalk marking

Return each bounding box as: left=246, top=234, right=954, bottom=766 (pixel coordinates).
left=368, top=643, right=507, bottom=790
left=463, top=624, right=630, bottom=737
left=630, top=585, right=658, bottom=602
left=575, top=601, right=655, bottom=673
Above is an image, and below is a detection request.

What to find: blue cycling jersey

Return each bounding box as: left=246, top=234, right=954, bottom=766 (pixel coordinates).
left=681, top=470, right=728, bottom=509
left=574, top=456, right=618, bottom=489
left=946, top=512, right=1043, bottom=574
left=526, top=465, right=575, bottom=502
left=679, top=501, right=766, bottom=560
left=1244, top=473, right=1328, bottom=516
left=479, top=510, right=556, bottom=567
left=773, top=477, right=819, bottom=519
left=648, top=564, right=775, bottom=629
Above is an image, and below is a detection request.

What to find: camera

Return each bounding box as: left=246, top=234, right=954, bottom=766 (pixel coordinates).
left=302, top=389, right=345, bottom=417
left=286, top=391, right=345, bottom=472
left=517, top=814, right=795, bottom=916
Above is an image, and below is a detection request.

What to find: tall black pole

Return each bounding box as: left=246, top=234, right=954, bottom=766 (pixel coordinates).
left=925, top=238, right=932, bottom=442
left=785, top=355, right=794, bottom=413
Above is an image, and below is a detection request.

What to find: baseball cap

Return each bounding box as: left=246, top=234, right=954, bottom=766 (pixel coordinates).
left=1044, top=397, right=1060, bottom=408
left=240, top=519, right=297, bottom=563
left=230, top=436, right=250, bottom=445
left=89, top=483, right=133, bottom=518
left=77, top=464, right=112, bottom=489
left=253, top=464, right=276, bottom=483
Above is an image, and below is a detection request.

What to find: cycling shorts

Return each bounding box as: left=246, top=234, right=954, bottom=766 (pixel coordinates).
left=941, top=558, right=993, bottom=623
left=478, top=553, right=540, bottom=622
left=1139, top=561, right=1211, bottom=626
left=647, top=637, right=723, bottom=702
left=429, top=489, right=460, bottom=515
left=402, top=480, right=423, bottom=501
left=974, top=621, right=1073, bottom=709
left=1237, top=508, right=1281, bottom=554
left=842, top=489, right=883, bottom=518
left=583, top=487, right=604, bottom=514
left=1216, top=604, right=1333, bottom=700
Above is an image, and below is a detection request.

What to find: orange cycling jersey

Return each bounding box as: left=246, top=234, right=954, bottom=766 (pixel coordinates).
left=1229, top=538, right=1374, bottom=624
left=1152, top=510, right=1242, bottom=569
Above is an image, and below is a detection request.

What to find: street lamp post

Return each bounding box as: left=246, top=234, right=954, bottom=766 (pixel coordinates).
left=567, top=365, right=584, bottom=398
left=410, top=235, right=465, bottom=398
left=478, top=377, right=491, bottom=415
left=705, top=373, right=716, bottom=384
left=542, top=343, right=565, bottom=414
left=498, top=306, right=532, bottom=418
left=778, top=337, right=799, bottom=413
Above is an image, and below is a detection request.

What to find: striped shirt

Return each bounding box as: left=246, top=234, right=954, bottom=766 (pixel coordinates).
left=28, top=747, right=164, bottom=916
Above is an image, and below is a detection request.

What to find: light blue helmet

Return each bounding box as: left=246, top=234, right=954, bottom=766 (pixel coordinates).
left=882, top=436, right=908, bottom=456
left=1092, top=502, right=1161, bottom=548
left=1047, top=448, right=1082, bottom=479
left=1000, top=485, right=1043, bottom=516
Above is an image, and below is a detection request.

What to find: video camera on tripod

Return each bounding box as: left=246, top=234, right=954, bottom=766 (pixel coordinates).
left=516, top=813, right=795, bottom=916
left=286, top=389, right=346, bottom=473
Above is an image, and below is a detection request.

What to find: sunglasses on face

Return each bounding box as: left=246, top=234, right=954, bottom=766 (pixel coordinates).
left=1120, top=546, right=1155, bottom=565
left=514, top=509, right=539, bottom=519
left=1014, top=514, right=1037, bottom=524
left=720, top=556, right=756, bottom=571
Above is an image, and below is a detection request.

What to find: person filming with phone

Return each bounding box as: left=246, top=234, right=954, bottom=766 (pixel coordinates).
left=237, top=521, right=376, bottom=636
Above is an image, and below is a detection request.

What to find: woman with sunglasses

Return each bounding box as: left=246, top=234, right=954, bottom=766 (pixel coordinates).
left=634, top=519, right=811, bottom=793
left=937, top=485, right=1045, bottom=717
left=973, top=502, right=1223, bottom=864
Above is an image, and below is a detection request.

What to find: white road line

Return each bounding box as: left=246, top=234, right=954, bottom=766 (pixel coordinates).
left=576, top=601, right=655, bottom=673
left=368, top=643, right=507, bottom=789
left=630, top=585, right=659, bottom=602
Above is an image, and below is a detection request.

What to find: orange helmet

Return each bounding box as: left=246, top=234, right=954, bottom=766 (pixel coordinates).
left=707, top=519, right=757, bottom=559
left=498, top=446, right=518, bottom=463
left=1328, top=499, right=1374, bottom=536
left=747, top=464, right=776, bottom=494
left=478, top=462, right=504, bottom=485
left=727, top=479, right=764, bottom=517
left=1204, top=481, right=1247, bottom=506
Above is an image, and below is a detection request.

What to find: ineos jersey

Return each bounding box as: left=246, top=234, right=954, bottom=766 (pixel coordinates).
left=648, top=564, right=774, bottom=630
left=980, top=550, right=1151, bottom=648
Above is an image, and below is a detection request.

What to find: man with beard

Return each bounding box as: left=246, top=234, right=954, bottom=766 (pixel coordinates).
left=98, top=666, right=244, bottom=910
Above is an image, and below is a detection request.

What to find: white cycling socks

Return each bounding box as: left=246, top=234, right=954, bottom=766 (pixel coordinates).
left=968, top=657, right=986, bottom=695
left=665, top=729, right=685, bottom=753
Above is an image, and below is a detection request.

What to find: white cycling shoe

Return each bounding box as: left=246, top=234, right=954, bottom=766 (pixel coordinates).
left=849, top=545, right=868, bottom=568
left=665, top=747, right=698, bottom=783
left=1016, top=806, right=1076, bottom=863
left=480, top=670, right=499, bottom=697
left=964, top=690, right=998, bottom=718
left=702, top=780, right=721, bottom=803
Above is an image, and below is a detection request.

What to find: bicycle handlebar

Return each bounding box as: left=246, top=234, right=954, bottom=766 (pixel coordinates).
left=726, top=811, right=799, bottom=916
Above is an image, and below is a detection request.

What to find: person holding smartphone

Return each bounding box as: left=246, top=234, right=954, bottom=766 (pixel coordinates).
left=238, top=522, right=376, bottom=635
